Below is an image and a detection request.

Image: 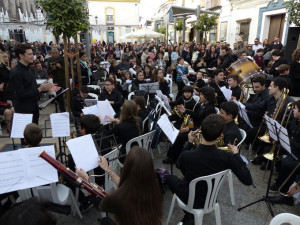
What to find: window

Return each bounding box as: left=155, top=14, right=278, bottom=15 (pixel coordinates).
left=106, top=8, right=114, bottom=24
left=205, top=0, right=220, bottom=9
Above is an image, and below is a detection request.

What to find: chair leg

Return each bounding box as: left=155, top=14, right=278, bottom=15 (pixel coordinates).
left=214, top=203, right=222, bottom=225
left=227, top=171, right=235, bottom=206
left=69, top=191, right=82, bottom=218
left=166, top=195, right=176, bottom=225
left=194, top=211, right=204, bottom=225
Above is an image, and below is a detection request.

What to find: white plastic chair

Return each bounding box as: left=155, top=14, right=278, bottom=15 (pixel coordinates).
left=165, top=77, right=175, bottom=101
left=125, top=130, right=156, bottom=154
left=88, top=93, right=98, bottom=100
left=166, top=170, right=229, bottom=225
left=16, top=189, right=32, bottom=203
left=116, top=78, right=122, bottom=84
left=87, top=85, right=101, bottom=94
left=103, top=147, right=120, bottom=191
left=193, top=95, right=200, bottom=103
left=142, top=116, right=149, bottom=134
left=269, top=213, right=300, bottom=225
left=128, top=91, right=135, bottom=100
left=237, top=129, right=247, bottom=148
left=215, top=107, right=219, bottom=114
left=32, top=183, right=82, bottom=218
left=128, top=84, right=132, bottom=92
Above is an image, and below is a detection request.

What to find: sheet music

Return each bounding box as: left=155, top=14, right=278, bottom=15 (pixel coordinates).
left=155, top=95, right=172, bottom=116
left=220, top=86, right=232, bottom=102
left=97, top=100, right=116, bottom=125
left=66, top=134, right=99, bottom=172
left=50, top=112, right=70, bottom=137
left=264, top=115, right=277, bottom=141
left=84, top=99, right=98, bottom=107
left=233, top=100, right=253, bottom=128
left=10, top=113, right=33, bottom=138
left=278, top=125, right=292, bottom=156
left=157, top=114, right=179, bottom=144
left=82, top=105, right=100, bottom=116
left=0, top=145, right=58, bottom=195
left=139, top=82, right=159, bottom=93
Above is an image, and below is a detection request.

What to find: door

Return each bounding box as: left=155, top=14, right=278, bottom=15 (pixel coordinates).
left=239, top=21, right=250, bottom=42
left=108, top=32, right=114, bottom=43
left=268, top=14, right=285, bottom=43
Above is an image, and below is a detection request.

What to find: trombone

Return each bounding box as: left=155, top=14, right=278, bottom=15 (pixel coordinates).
left=235, top=84, right=249, bottom=125
left=278, top=162, right=300, bottom=197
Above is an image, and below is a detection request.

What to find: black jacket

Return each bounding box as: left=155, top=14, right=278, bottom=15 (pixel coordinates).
left=208, top=79, right=228, bottom=106
left=186, top=102, right=216, bottom=128
left=244, top=89, right=270, bottom=127
left=99, top=89, right=123, bottom=117
left=47, top=56, right=65, bottom=87
left=289, top=119, right=300, bottom=159
left=159, top=80, right=170, bottom=97
left=269, top=57, right=288, bottom=77
left=132, top=79, right=146, bottom=92
left=10, top=62, right=40, bottom=113
left=175, top=144, right=253, bottom=208
left=230, top=85, right=242, bottom=100
left=71, top=94, right=86, bottom=118
left=223, top=121, right=242, bottom=146
left=217, top=53, right=234, bottom=70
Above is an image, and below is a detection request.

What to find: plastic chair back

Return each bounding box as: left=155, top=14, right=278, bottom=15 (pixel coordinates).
left=237, top=129, right=246, bottom=147
left=193, top=95, right=200, bottom=103
left=215, top=107, right=219, bottom=114
left=269, top=213, right=300, bottom=225
left=125, top=130, right=156, bottom=154
left=128, top=92, right=135, bottom=100
left=103, top=147, right=120, bottom=191
left=88, top=93, right=98, bottom=100
left=187, top=170, right=229, bottom=214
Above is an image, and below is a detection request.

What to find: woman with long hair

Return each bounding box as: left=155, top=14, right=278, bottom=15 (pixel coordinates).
left=106, top=100, right=142, bottom=159
left=157, top=68, right=169, bottom=97
left=76, top=146, right=162, bottom=225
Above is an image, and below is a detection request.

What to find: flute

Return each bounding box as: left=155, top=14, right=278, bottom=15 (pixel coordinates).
left=39, top=150, right=107, bottom=198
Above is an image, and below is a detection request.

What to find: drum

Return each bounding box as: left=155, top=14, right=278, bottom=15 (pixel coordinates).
left=225, top=57, right=261, bottom=84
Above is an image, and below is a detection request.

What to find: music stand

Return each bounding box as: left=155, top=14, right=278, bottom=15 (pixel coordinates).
left=139, top=82, right=159, bottom=94
left=238, top=116, right=281, bottom=217
left=39, top=88, right=69, bottom=163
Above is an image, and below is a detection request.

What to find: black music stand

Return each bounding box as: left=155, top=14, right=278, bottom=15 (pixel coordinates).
left=139, top=82, right=159, bottom=94
left=39, top=88, right=69, bottom=163
left=238, top=116, right=281, bottom=217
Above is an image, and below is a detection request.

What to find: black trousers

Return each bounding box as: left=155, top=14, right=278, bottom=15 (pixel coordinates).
left=167, top=131, right=188, bottom=161
left=176, top=81, right=185, bottom=100
left=276, top=155, right=300, bottom=192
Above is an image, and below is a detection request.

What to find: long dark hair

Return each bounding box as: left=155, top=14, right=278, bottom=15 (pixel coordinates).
left=100, top=147, right=162, bottom=225
left=120, top=100, right=141, bottom=135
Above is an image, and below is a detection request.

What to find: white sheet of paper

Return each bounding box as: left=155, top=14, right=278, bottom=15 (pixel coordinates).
left=84, top=99, right=98, bottom=107
left=0, top=146, right=58, bottom=195
left=155, top=90, right=172, bottom=114
left=22, top=146, right=58, bottom=187
left=50, top=112, right=70, bottom=137
left=66, top=134, right=99, bottom=172
left=82, top=105, right=100, bottom=116
left=10, top=113, right=33, bottom=138
left=220, top=86, right=232, bottom=102
left=97, top=100, right=116, bottom=125
left=233, top=100, right=253, bottom=128
left=155, top=95, right=172, bottom=116
left=157, top=114, right=179, bottom=144
left=278, top=125, right=292, bottom=156
left=264, top=115, right=277, bottom=141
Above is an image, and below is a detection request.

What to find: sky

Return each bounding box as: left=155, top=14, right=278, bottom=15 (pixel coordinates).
left=139, top=0, right=163, bottom=20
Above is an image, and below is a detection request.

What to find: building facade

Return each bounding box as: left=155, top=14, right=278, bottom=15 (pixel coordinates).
left=88, top=0, right=140, bottom=43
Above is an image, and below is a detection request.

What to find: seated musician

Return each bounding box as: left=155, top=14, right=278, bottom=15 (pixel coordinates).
left=216, top=46, right=234, bottom=71
left=227, top=74, right=241, bottom=100
left=238, top=77, right=269, bottom=149
left=163, top=86, right=216, bottom=164
left=268, top=100, right=300, bottom=206
left=23, top=123, right=43, bottom=147
left=76, top=147, right=162, bottom=225
left=134, top=96, right=150, bottom=133
left=208, top=69, right=228, bottom=107
left=71, top=85, right=89, bottom=131
left=165, top=114, right=253, bottom=224
left=169, top=86, right=196, bottom=129
left=253, top=77, right=295, bottom=166
left=193, top=71, right=206, bottom=96
left=218, top=102, right=242, bottom=146
left=131, top=70, right=146, bottom=92
left=105, top=100, right=142, bottom=163
left=99, top=78, right=123, bottom=118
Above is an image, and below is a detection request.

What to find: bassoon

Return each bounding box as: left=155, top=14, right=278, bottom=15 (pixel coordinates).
left=39, top=150, right=107, bottom=198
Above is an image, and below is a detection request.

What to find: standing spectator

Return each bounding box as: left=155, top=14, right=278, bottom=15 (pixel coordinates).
left=254, top=48, right=265, bottom=70
left=237, top=32, right=244, bottom=50
left=252, top=38, right=264, bottom=55
left=176, top=58, right=188, bottom=99
left=141, top=48, right=149, bottom=67
left=290, top=49, right=300, bottom=97
left=47, top=48, right=66, bottom=112
left=271, top=37, right=283, bottom=50
left=269, top=49, right=288, bottom=77
left=263, top=39, right=271, bottom=54
left=79, top=51, right=91, bottom=85
left=247, top=44, right=254, bottom=57
left=34, top=61, right=48, bottom=79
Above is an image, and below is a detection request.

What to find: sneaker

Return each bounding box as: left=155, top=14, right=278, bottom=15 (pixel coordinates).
left=269, top=183, right=280, bottom=193
left=268, top=195, right=294, bottom=206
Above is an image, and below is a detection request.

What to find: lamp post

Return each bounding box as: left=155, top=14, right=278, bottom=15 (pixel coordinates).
left=95, top=15, right=98, bottom=25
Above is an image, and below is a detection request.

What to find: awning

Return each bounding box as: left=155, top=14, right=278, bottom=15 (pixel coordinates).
left=169, top=6, right=196, bottom=21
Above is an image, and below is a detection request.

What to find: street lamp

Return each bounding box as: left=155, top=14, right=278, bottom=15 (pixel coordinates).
left=95, top=15, right=98, bottom=25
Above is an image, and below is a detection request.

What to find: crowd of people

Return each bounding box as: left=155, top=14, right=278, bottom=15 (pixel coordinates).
left=0, top=35, right=300, bottom=225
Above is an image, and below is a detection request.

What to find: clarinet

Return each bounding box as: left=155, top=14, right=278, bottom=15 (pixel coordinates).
left=39, top=150, right=107, bottom=198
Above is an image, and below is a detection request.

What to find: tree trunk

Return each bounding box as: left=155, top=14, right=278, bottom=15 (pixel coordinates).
left=75, top=34, right=82, bottom=88
left=63, top=36, right=71, bottom=113
left=69, top=39, right=75, bottom=90
left=297, top=34, right=300, bottom=49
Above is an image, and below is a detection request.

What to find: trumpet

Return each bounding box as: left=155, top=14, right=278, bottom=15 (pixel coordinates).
left=259, top=88, right=289, bottom=144
left=180, top=114, right=191, bottom=133
left=192, top=130, right=202, bottom=146
left=172, top=105, right=184, bottom=118
left=219, top=138, right=238, bottom=152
